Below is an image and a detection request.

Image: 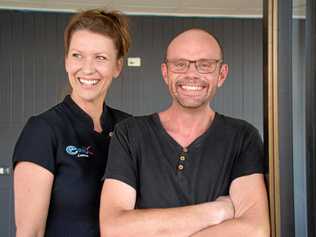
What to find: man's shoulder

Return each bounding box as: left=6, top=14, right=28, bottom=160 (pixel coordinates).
left=117, top=113, right=154, bottom=125
left=106, top=105, right=131, bottom=122
left=112, top=114, right=158, bottom=147
left=215, top=113, right=260, bottom=136
left=114, top=113, right=156, bottom=131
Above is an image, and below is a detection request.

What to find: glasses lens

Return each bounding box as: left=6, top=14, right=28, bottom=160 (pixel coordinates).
left=196, top=60, right=217, bottom=73
left=167, top=59, right=221, bottom=73
left=170, top=60, right=188, bottom=72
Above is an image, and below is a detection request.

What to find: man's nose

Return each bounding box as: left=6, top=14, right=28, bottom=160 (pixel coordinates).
left=186, top=61, right=199, bottom=74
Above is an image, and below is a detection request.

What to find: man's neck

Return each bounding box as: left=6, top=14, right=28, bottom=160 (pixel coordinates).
left=158, top=105, right=215, bottom=148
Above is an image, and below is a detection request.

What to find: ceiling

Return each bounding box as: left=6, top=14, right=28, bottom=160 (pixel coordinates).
left=0, top=0, right=306, bottom=17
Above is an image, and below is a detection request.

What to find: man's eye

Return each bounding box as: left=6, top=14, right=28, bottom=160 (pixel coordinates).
left=199, top=61, right=212, bottom=68
left=175, top=61, right=187, bottom=67
left=200, top=63, right=211, bottom=68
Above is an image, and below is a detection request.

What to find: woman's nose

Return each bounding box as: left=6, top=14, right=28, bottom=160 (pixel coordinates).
left=81, top=58, right=96, bottom=74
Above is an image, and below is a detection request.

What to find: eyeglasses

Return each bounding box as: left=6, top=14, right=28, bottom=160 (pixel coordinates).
left=165, top=59, right=223, bottom=74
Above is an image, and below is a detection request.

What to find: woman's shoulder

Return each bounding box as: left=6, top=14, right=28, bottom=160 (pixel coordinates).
left=22, top=101, right=70, bottom=136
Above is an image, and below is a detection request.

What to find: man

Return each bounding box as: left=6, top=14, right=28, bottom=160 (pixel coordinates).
left=100, top=28, right=270, bottom=237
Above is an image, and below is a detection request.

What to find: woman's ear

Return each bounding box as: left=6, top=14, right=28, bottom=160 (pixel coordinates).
left=64, top=55, right=69, bottom=73
left=114, top=58, right=124, bottom=79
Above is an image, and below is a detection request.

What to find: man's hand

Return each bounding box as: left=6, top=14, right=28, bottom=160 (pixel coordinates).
left=215, top=196, right=235, bottom=222
left=190, top=174, right=270, bottom=237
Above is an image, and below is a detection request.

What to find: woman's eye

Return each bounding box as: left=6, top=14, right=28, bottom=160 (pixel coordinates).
left=96, top=56, right=107, bottom=61
left=72, top=53, right=81, bottom=59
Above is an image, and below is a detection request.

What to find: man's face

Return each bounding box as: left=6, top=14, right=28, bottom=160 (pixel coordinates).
left=161, top=30, right=228, bottom=110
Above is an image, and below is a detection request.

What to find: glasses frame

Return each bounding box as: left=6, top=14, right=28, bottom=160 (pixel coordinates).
left=165, top=58, right=223, bottom=74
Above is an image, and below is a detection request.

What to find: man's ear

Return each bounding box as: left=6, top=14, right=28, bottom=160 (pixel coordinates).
left=217, top=63, right=229, bottom=88
left=161, top=63, right=169, bottom=85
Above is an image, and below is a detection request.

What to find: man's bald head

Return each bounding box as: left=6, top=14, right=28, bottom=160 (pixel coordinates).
left=166, top=29, right=224, bottom=61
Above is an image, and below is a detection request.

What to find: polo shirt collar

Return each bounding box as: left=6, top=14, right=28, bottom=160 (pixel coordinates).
left=63, top=95, right=112, bottom=132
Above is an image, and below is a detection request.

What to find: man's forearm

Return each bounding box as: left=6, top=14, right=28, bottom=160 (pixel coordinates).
left=190, top=215, right=270, bottom=237
left=191, top=174, right=270, bottom=237
left=101, top=199, right=233, bottom=237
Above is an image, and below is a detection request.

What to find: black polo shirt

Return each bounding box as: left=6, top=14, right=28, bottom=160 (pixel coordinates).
left=105, top=113, right=265, bottom=209
left=13, top=95, right=130, bottom=237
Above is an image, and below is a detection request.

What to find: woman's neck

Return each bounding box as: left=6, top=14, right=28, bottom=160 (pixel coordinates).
left=71, top=94, right=104, bottom=132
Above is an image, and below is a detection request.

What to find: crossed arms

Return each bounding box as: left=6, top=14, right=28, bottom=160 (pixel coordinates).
left=99, top=173, right=270, bottom=237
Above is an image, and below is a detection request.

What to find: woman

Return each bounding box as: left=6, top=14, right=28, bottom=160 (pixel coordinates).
left=13, top=9, right=131, bottom=237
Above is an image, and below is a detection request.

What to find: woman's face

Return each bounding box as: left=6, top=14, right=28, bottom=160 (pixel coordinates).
left=65, top=30, right=122, bottom=106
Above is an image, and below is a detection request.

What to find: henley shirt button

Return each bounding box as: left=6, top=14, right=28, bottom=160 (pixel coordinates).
left=109, top=131, right=113, bottom=137
left=178, top=164, right=184, bottom=170
left=180, top=156, right=186, bottom=161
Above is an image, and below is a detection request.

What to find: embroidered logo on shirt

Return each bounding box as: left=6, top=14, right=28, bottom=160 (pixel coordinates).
left=65, top=145, right=94, bottom=158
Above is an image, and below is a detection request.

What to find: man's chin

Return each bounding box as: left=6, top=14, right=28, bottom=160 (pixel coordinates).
left=175, top=98, right=209, bottom=110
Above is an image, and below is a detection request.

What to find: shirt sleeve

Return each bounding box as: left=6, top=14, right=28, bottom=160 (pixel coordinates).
left=104, top=122, right=138, bottom=190
left=230, top=126, right=266, bottom=181
left=12, top=116, right=56, bottom=174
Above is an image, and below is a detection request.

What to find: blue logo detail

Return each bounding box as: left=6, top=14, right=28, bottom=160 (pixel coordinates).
left=66, top=146, right=78, bottom=155
left=65, top=145, right=94, bottom=158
